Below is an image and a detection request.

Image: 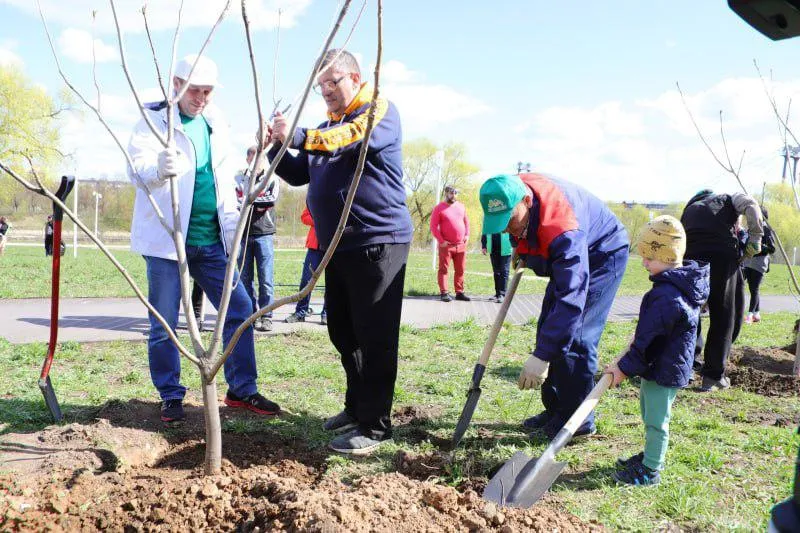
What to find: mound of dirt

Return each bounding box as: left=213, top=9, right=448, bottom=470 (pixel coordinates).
left=726, top=346, right=800, bottom=397
left=0, top=401, right=601, bottom=532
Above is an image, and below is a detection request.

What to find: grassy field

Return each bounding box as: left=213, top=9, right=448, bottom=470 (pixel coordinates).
left=0, top=312, right=798, bottom=530
left=2, top=245, right=797, bottom=299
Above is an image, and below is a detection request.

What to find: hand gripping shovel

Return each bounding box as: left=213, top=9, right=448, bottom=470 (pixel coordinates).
left=483, top=373, right=613, bottom=508
left=451, top=267, right=525, bottom=448
left=39, top=175, right=75, bottom=423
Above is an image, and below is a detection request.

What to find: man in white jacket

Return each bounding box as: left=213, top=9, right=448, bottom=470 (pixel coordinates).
left=127, top=54, right=280, bottom=423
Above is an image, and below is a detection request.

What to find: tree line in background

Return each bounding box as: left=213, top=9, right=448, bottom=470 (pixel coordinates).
left=4, top=63, right=800, bottom=256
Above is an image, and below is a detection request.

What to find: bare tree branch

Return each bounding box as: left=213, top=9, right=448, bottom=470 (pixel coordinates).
left=272, top=8, right=281, bottom=106
left=755, top=59, right=800, bottom=147
left=142, top=4, right=169, bottom=101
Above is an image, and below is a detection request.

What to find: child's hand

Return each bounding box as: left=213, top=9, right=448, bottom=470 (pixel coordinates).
left=603, top=361, right=627, bottom=388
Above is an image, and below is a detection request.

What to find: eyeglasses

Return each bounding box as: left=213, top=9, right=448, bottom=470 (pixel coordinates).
left=313, top=75, right=348, bottom=95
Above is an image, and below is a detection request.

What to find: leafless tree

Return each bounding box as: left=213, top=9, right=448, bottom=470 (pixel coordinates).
left=0, top=0, right=384, bottom=474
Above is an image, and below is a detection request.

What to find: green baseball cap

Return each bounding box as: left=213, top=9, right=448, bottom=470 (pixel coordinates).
left=479, top=174, right=527, bottom=235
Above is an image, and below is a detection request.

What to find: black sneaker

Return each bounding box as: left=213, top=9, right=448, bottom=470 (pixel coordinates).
left=320, top=313, right=327, bottom=326
left=160, top=399, right=185, bottom=423
left=224, top=391, right=280, bottom=415
left=537, top=418, right=596, bottom=441
left=699, top=375, right=731, bottom=392
left=440, top=293, right=453, bottom=302
left=261, top=317, right=273, bottom=332
left=285, top=312, right=305, bottom=323
left=616, top=451, right=644, bottom=468
left=329, top=428, right=390, bottom=456
left=613, top=461, right=661, bottom=486
left=455, top=292, right=471, bottom=301
left=323, top=410, right=358, bottom=433
left=522, top=410, right=554, bottom=430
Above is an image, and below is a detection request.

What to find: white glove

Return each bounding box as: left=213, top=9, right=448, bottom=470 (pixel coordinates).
left=518, top=354, right=549, bottom=390
left=157, top=146, right=184, bottom=182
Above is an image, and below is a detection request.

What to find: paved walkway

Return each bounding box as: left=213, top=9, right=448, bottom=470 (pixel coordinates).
left=0, top=294, right=797, bottom=344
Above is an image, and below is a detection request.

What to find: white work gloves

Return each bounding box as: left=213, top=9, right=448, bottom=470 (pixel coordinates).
left=157, top=146, right=186, bottom=183
left=518, top=354, right=549, bottom=390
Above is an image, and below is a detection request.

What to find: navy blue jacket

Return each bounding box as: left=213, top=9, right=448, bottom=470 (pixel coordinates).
left=515, top=173, right=629, bottom=362
left=618, top=260, right=710, bottom=388
left=269, top=84, right=413, bottom=251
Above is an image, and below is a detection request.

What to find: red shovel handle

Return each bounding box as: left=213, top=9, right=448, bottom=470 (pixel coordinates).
left=40, top=176, right=75, bottom=381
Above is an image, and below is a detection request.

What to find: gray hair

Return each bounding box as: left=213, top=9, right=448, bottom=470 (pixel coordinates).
left=318, top=48, right=360, bottom=77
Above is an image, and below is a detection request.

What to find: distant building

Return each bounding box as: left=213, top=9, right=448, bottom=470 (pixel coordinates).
left=620, top=201, right=668, bottom=210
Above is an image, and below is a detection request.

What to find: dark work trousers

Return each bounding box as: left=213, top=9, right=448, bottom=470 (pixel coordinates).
left=688, top=253, right=744, bottom=380
left=324, top=242, right=410, bottom=440
left=743, top=267, right=764, bottom=313
left=191, top=281, right=205, bottom=323
left=490, top=253, right=511, bottom=298
left=539, top=246, right=628, bottom=432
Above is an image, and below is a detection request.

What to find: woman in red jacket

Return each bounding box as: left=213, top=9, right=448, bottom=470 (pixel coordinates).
left=286, top=207, right=327, bottom=324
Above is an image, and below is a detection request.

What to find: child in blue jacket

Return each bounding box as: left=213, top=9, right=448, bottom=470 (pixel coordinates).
left=605, top=215, right=710, bottom=485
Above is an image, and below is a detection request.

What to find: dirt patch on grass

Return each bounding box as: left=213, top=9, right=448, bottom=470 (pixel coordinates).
left=726, top=345, right=800, bottom=397
left=0, top=400, right=601, bottom=532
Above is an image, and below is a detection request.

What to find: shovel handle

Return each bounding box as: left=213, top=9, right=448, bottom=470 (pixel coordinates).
left=476, top=267, right=526, bottom=367
left=562, top=373, right=613, bottom=435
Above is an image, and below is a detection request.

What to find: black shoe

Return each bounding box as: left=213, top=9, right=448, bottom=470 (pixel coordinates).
left=286, top=312, right=305, bottom=323
left=613, top=462, right=660, bottom=486
left=320, top=313, right=327, bottom=326
left=536, top=417, right=596, bottom=441
left=261, top=317, right=273, bottom=332
left=224, top=391, right=280, bottom=415
left=322, top=410, right=358, bottom=433
left=699, top=375, right=730, bottom=392
left=616, top=451, right=644, bottom=468
left=522, top=410, right=554, bottom=430
left=440, top=293, right=453, bottom=302
left=455, top=292, right=471, bottom=301
left=160, top=399, right=185, bottom=423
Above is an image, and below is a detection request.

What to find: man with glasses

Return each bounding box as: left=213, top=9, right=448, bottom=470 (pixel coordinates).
left=268, top=49, right=412, bottom=455
left=430, top=185, right=471, bottom=302
left=479, top=172, right=628, bottom=441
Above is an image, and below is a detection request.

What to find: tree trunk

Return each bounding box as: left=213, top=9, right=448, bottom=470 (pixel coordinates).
left=794, top=324, right=800, bottom=377
left=201, top=375, right=222, bottom=475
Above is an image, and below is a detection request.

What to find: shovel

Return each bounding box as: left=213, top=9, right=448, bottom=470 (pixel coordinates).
left=39, top=175, right=75, bottom=423
left=451, top=267, right=525, bottom=448
left=483, top=373, right=613, bottom=507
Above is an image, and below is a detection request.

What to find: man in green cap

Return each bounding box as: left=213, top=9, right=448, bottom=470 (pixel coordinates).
left=479, top=172, right=629, bottom=439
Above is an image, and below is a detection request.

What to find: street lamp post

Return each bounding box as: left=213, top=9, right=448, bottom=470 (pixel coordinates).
left=73, top=178, right=79, bottom=257
left=92, top=191, right=102, bottom=239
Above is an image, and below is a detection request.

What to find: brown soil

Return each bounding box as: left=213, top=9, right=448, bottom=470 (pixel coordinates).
left=0, top=401, right=602, bottom=532
left=724, top=344, right=800, bottom=397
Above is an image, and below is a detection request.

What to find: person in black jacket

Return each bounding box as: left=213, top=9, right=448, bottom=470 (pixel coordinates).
left=481, top=232, right=513, bottom=302
left=236, top=145, right=279, bottom=332
left=605, top=216, right=710, bottom=485
left=44, top=215, right=54, bottom=256
left=680, top=189, right=763, bottom=392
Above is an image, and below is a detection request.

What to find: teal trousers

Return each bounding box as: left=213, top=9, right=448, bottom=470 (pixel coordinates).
left=640, top=379, right=679, bottom=471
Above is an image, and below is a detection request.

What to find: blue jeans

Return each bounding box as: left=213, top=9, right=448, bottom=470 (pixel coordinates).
left=144, top=242, right=258, bottom=401
left=238, top=234, right=275, bottom=317
left=540, top=246, right=628, bottom=432
left=294, top=248, right=327, bottom=318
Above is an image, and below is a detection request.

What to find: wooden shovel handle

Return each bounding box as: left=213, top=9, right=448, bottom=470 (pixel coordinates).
left=562, top=373, right=613, bottom=434
left=476, top=268, right=526, bottom=367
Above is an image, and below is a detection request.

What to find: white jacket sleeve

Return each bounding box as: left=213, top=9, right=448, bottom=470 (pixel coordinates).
left=127, top=111, right=168, bottom=189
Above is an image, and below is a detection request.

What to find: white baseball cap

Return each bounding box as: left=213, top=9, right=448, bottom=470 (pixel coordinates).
left=174, top=54, right=221, bottom=87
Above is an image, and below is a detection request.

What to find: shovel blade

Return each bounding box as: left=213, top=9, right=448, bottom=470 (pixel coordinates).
left=483, top=451, right=566, bottom=508
left=451, top=387, right=481, bottom=448
left=38, top=376, right=63, bottom=423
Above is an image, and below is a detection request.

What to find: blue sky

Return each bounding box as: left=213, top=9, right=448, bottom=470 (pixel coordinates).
left=2, top=0, right=800, bottom=202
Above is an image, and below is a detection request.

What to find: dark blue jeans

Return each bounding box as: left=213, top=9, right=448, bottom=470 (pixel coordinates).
left=539, top=246, right=628, bottom=432
left=238, top=234, right=275, bottom=317
left=490, top=253, right=511, bottom=297
left=295, top=248, right=327, bottom=317
left=144, top=242, right=258, bottom=401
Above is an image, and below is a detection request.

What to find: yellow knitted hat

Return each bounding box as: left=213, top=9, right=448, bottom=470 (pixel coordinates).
left=636, top=215, right=686, bottom=264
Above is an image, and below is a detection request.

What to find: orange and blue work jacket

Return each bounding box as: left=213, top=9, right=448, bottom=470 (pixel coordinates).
left=515, top=173, right=629, bottom=362
left=269, top=83, right=413, bottom=251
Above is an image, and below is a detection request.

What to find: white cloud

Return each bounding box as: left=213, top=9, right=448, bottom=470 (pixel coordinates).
left=0, top=40, right=23, bottom=67
left=3, top=0, right=310, bottom=33
left=512, top=77, right=789, bottom=203
left=58, top=28, right=116, bottom=64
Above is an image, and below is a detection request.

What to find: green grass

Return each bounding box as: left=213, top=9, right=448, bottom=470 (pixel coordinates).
left=1, top=312, right=798, bottom=530
left=4, top=245, right=795, bottom=299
